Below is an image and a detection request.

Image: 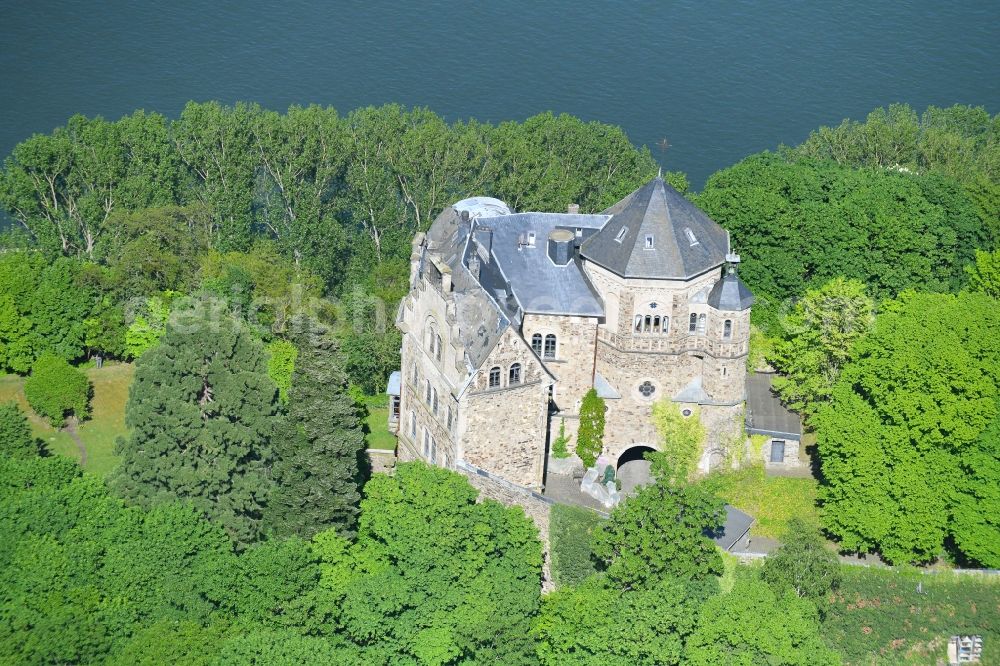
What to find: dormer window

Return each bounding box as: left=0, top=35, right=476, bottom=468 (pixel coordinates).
left=644, top=234, right=654, bottom=249
left=575, top=227, right=583, bottom=237
left=615, top=227, right=628, bottom=243
left=684, top=227, right=699, bottom=246
left=527, top=231, right=536, bottom=247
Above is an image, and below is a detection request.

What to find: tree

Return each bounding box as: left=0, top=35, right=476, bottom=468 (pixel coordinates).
left=591, top=474, right=724, bottom=591
left=761, top=518, right=841, bottom=607
left=103, top=205, right=209, bottom=295
left=0, top=402, right=38, bottom=458
left=951, top=411, right=1000, bottom=567
left=815, top=291, right=1000, bottom=563
left=24, top=352, right=91, bottom=426
left=576, top=388, right=606, bottom=469
left=110, top=298, right=282, bottom=546
left=313, top=462, right=543, bottom=664
left=338, top=285, right=402, bottom=394
left=651, top=400, right=705, bottom=479
left=264, top=320, right=365, bottom=540
left=966, top=248, right=1000, bottom=299
left=790, top=103, right=999, bottom=185
left=534, top=575, right=700, bottom=666
left=769, top=277, right=874, bottom=423
left=264, top=338, right=297, bottom=404
left=695, top=152, right=990, bottom=314
left=124, top=294, right=172, bottom=358
left=685, top=576, right=841, bottom=666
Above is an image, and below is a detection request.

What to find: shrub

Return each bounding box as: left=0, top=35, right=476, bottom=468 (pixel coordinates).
left=550, top=503, right=603, bottom=587
left=551, top=418, right=571, bottom=459
left=23, top=353, right=91, bottom=426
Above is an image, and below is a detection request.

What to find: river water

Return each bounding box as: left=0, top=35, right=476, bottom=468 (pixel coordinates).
left=1, top=0, right=997, bottom=187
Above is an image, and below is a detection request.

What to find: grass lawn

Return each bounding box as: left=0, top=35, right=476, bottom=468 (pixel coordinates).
left=361, top=394, right=397, bottom=451
left=0, top=363, right=133, bottom=477
left=702, top=464, right=820, bottom=539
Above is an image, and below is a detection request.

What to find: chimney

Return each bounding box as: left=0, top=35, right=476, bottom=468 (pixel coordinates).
left=460, top=210, right=470, bottom=224
left=441, top=267, right=452, bottom=292
left=548, top=229, right=575, bottom=265
left=567, top=203, right=580, bottom=214
left=474, top=226, right=493, bottom=259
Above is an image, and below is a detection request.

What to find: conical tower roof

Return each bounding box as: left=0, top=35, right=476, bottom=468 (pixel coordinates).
left=580, top=177, right=730, bottom=279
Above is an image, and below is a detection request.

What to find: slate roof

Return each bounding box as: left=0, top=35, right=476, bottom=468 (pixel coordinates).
left=423, top=206, right=512, bottom=371
left=711, top=505, right=756, bottom=551
left=745, top=372, right=802, bottom=439
left=386, top=371, right=401, bottom=396
left=594, top=372, right=621, bottom=399
left=673, top=376, right=711, bottom=404
left=476, top=213, right=610, bottom=317
left=707, top=270, right=755, bottom=311
left=581, top=177, right=730, bottom=279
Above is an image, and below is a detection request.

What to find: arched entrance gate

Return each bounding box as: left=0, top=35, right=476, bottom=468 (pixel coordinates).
left=615, top=445, right=657, bottom=494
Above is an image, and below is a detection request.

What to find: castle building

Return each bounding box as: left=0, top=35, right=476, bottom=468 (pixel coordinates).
left=394, top=176, right=754, bottom=491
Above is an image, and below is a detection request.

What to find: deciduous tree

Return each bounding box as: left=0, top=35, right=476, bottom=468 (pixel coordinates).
left=815, top=291, right=1000, bottom=563
left=24, top=352, right=91, bottom=426
left=685, top=576, right=841, bottom=665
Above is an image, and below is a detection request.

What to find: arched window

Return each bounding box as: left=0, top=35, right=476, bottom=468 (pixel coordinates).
left=531, top=333, right=543, bottom=355
left=509, top=363, right=522, bottom=385
left=447, top=405, right=453, bottom=430
left=432, top=387, right=439, bottom=415
left=409, top=411, right=416, bottom=437
left=435, top=333, right=443, bottom=361
left=643, top=315, right=652, bottom=332
left=488, top=366, right=501, bottom=388
left=723, top=319, right=733, bottom=339
left=697, top=313, right=706, bottom=334
left=634, top=315, right=642, bottom=332
left=662, top=316, right=670, bottom=334
left=425, top=380, right=432, bottom=405
left=652, top=315, right=661, bottom=333
left=544, top=334, right=557, bottom=359
left=689, top=313, right=698, bottom=333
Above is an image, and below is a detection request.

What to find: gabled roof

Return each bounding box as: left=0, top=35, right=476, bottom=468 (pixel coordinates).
left=710, top=505, right=755, bottom=551
left=745, top=372, right=802, bottom=439
left=707, top=270, right=755, bottom=311
left=580, top=177, right=730, bottom=279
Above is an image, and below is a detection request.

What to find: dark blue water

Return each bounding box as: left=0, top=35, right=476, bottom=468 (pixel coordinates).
left=1, top=0, right=997, bottom=187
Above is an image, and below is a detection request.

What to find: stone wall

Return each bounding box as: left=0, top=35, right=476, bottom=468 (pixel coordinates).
left=458, top=326, right=552, bottom=489
left=521, top=313, right=598, bottom=414
left=456, top=461, right=555, bottom=592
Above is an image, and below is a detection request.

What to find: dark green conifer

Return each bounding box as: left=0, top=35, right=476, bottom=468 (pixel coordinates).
left=110, top=298, right=281, bottom=546
left=0, top=402, right=38, bottom=458
left=265, top=318, right=366, bottom=539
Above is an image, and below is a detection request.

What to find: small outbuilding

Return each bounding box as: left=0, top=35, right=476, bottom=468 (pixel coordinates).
left=386, top=370, right=401, bottom=432
left=745, top=372, right=803, bottom=469
left=711, top=505, right=755, bottom=552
